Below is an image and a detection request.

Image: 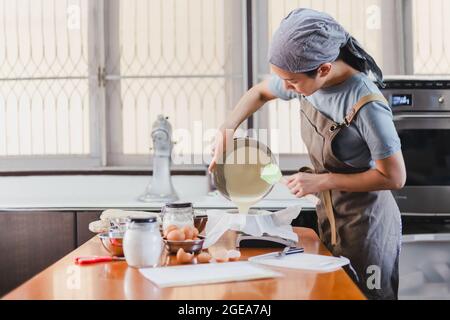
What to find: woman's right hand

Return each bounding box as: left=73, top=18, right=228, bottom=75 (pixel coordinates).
left=208, top=128, right=235, bottom=173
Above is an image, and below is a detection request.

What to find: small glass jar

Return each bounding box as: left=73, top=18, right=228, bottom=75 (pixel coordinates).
left=161, top=202, right=194, bottom=231
left=123, top=216, right=162, bottom=268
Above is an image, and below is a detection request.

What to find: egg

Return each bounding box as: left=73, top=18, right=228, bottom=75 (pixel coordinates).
left=197, top=252, right=212, bottom=264
left=176, top=248, right=193, bottom=264
left=213, top=249, right=229, bottom=263
left=167, top=229, right=185, bottom=241
left=181, top=225, right=194, bottom=240
left=215, top=256, right=229, bottom=263
left=227, top=249, right=241, bottom=262
left=163, top=225, right=178, bottom=237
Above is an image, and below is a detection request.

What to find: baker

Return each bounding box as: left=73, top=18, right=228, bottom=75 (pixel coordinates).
left=209, top=8, right=406, bottom=300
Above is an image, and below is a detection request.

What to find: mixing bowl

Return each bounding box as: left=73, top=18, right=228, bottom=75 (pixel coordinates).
left=212, top=137, right=277, bottom=213
left=98, top=232, right=124, bottom=257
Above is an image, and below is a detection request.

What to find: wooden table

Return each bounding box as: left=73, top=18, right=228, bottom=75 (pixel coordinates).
left=2, top=228, right=365, bottom=300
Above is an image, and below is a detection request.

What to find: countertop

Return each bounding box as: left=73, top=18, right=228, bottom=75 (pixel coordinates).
left=0, top=175, right=316, bottom=211
left=2, top=227, right=365, bottom=300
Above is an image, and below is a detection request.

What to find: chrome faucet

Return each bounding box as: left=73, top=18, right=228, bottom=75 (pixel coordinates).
left=139, top=115, right=179, bottom=202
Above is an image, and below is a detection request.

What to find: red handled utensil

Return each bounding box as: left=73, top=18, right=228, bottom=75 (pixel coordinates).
left=75, top=256, right=126, bottom=265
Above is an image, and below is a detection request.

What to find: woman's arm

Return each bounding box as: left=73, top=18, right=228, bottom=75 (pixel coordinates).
left=285, top=151, right=406, bottom=196
left=220, top=79, right=277, bottom=131
left=208, top=79, right=277, bottom=172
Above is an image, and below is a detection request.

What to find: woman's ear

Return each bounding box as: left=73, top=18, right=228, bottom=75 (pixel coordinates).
left=317, top=63, right=332, bottom=77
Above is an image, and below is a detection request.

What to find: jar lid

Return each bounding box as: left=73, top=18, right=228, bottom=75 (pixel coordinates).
left=128, top=216, right=157, bottom=223
left=165, top=202, right=193, bottom=208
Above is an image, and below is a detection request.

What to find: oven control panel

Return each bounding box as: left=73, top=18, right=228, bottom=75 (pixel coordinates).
left=382, top=88, right=450, bottom=112
left=391, top=94, right=413, bottom=108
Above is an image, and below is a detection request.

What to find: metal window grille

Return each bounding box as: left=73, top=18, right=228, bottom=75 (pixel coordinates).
left=0, top=0, right=94, bottom=158
left=105, top=0, right=245, bottom=165
left=412, top=0, right=450, bottom=75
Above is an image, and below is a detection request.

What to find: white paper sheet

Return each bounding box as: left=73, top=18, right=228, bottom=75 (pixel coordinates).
left=248, top=253, right=350, bottom=273
left=139, top=261, right=282, bottom=288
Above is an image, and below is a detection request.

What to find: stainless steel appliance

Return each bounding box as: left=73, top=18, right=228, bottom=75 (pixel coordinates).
left=382, top=80, right=450, bottom=215
left=382, top=79, right=450, bottom=300
left=139, top=115, right=179, bottom=202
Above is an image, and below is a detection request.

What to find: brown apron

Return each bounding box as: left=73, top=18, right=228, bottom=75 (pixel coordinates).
left=299, top=94, right=402, bottom=300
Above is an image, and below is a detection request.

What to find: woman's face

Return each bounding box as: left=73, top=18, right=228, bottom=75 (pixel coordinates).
left=270, top=64, right=330, bottom=96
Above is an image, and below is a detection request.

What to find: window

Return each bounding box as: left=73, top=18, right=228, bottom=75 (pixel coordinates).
left=0, top=0, right=245, bottom=170
left=1, top=0, right=449, bottom=171
left=0, top=0, right=101, bottom=169
left=105, top=0, right=245, bottom=167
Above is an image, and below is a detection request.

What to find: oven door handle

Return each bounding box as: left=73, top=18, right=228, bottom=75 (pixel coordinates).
left=394, top=113, right=450, bottom=120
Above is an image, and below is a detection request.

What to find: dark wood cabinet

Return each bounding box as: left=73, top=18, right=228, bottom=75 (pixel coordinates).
left=76, top=211, right=101, bottom=246
left=0, top=211, right=76, bottom=297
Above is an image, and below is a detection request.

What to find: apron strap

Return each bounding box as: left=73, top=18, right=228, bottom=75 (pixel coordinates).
left=344, top=93, right=388, bottom=126
left=300, top=167, right=338, bottom=246
left=322, top=190, right=337, bottom=246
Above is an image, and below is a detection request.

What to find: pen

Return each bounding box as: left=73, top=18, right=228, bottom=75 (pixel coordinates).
left=275, top=247, right=304, bottom=258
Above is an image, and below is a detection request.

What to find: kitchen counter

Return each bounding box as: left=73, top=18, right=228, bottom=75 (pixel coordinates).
left=0, top=175, right=316, bottom=211
left=2, top=227, right=365, bottom=300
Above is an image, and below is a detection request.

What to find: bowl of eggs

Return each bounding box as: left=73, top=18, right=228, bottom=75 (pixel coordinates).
left=163, top=225, right=205, bottom=254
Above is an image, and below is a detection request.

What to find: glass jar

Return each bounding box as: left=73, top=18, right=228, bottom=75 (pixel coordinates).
left=123, top=216, right=162, bottom=268
left=161, top=202, right=194, bottom=231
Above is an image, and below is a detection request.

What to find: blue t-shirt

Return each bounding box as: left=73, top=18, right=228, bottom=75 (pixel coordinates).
left=268, top=72, right=401, bottom=168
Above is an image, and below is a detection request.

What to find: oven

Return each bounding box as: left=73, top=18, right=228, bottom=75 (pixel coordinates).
left=382, top=80, right=450, bottom=300
left=383, top=82, right=450, bottom=215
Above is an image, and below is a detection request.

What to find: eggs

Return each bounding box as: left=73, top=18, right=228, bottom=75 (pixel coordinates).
left=197, top=252, right=212, bottom=264
left=227, top=249, right=241, bottom=262
left=176, top=248, right=194, bottom=264
left=213, top=249, right=229, bottom=263
left=163, top=225, right=241, bottom=265
left=181, top=226, right=194, bottom=240
left=163, top=224, right=178, bottom=237
left=166, top=229, right=185, bottom=241
left=163, top=225, right=198, bottom=241
left=209, top=249, right=241, bottom=263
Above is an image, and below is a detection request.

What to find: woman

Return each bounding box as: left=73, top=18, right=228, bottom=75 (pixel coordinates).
left=209, top=8, right=406, bottom=300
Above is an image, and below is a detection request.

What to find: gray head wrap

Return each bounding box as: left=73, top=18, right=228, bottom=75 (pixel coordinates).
left=269, top=8, right=384, bottom=87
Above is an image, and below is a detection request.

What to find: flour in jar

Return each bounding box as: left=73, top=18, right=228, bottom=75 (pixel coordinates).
left=123, top=217, right=163, bottom=268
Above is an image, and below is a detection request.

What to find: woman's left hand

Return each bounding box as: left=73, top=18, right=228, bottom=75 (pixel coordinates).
left=283, top=172, right=329, bottom=198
